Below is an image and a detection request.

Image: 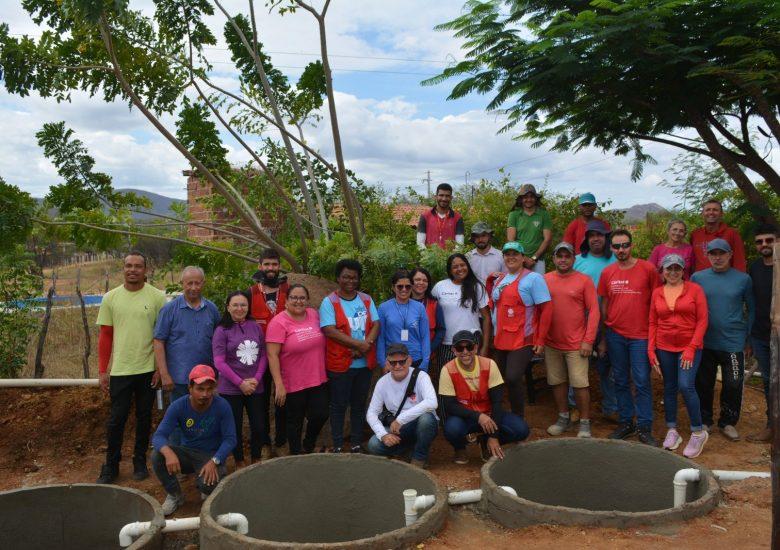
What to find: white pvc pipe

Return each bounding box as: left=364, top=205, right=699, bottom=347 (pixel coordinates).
left=673, top=468, right=771, bottom=508
left=0, top=378, right=99, bottom=387
left=404, top=485, right=517, bottom=525
left=119, top=513, right=248, bottom=547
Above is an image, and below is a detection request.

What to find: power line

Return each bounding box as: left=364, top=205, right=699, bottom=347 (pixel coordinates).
left=468, top=151, right=559, bottom=176
left=207, top=60, right=437, bottom=75
left=524, top=158, right=611, bottom=181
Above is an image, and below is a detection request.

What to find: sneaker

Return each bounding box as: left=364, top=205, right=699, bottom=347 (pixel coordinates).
left=350, top=445, right=364, bottom=454
left=637, top=426, right=658, bottom=447
left=96, top=464, right=118, bottom=484
left=260, top=445, right=273, bottom=461
left=162, top=493, right=185, bottom=516
left=132, top=461, right=149, bottom=481
left=329, top=446, right=344, bottom=453
left=662, top=428, right=683, bottom=451
left=608, top=422, right=636, bottom=440
left=747, top=426, right=772, bottom=443
left=577, top=420, right=592, bottom=438
left=683, top=431, right=709, bottom=458
left=719, top=425, right=740, bottom=441
left=453, top=449, right=468, bottom=465
left=410, top=459, right=427, bottom=469
left=547, top=414, right=571, bottom=436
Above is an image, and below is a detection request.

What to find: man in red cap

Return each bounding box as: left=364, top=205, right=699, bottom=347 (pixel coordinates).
left=151, top=365, right=237, bottom=515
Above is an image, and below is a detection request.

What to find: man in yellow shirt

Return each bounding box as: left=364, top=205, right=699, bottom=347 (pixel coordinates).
left=96, top=251, right=166, bottom=484
left=439, top=330, right=529, bottom=465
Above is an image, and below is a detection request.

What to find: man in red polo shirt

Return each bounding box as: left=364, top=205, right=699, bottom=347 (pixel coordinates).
left=563, top=192, right=611, bottom=254
left=690, top=199, right=746, bottom=272
left=417, top=183, right=465, bottom=249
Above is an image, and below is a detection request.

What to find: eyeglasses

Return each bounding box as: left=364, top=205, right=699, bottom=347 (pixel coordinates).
left=288, top=296, right=308, bottom=302
left=387, top=358, right=408, bottom=367
left=454, top=343, right=476, bottom=352
left=395, top=284, right=412, bottom=290
left=611, top=242, right=631, bottom=250
left=756, top=238, right=775, bottom=245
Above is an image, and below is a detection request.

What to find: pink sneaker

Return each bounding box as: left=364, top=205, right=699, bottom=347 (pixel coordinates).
left=683, top=431, right=709, bottom=459
left=662, top=428, right=683, bottom=450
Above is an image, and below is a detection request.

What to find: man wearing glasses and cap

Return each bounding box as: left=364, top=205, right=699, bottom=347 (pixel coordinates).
left=439, top=330, right=530, bottom=464
left=563, top=192, right=611, bottom=255
left=692, top=238, right=755, bottom=442
left=366, top=343, right=438, bottom=468
left=466, top=221, right=507, bottom=285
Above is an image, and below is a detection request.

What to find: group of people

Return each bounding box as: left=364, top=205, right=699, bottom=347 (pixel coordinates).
left=92, top=183, right=774, bottom=517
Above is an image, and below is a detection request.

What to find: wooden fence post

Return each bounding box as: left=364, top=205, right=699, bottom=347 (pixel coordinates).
left=33, top=271, right=56, bottom=379
left=76, top=268, right=91, bottom=379
left=771, top=242, right=779, bottom=549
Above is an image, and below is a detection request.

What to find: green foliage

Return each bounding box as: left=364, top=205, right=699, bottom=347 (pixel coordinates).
left=175, top=98, right=229, bottom=173
left=168, top=243, right=254, bottom=306
left=0, top=176, right=36, bottom=254
left=0, top=247, right=42, bottom=378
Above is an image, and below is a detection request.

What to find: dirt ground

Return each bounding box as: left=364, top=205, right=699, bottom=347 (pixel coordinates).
left=0, top=365, right=771, bottom=548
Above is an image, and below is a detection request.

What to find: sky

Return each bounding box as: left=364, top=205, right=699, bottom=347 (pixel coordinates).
left=0, top=0, right=707, bottom=209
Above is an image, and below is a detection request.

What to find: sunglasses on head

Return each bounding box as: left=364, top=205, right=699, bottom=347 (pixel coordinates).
left=387, top=358, right=408, bottom=367
left=611, top=242, right=631, bottom=250
left=454, top=343, right=476, bottom=352
left=395, top=284, right=412, bottom=290
left=756, top=237, right=775, bottom=245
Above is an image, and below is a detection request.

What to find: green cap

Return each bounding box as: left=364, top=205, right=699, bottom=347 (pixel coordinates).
left=502, top=241, right=525, bottom=254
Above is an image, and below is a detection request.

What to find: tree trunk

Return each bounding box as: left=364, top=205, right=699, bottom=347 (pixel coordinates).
left=34, top=281, right=55, bottom=379
left=76, top=268, right=91, bottom=378
left=296, top=122, right=330, bottom=240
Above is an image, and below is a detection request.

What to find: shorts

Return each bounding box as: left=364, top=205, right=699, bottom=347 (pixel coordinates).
left=545, top=346, right=589, bottom=388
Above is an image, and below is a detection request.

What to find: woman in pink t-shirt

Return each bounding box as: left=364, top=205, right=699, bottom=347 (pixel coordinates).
left=266, top=284, right=328, bottom=455
left=648, top=219, right=694, bottom=279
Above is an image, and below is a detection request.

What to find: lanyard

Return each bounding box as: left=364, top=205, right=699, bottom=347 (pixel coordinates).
left=393, top=299, right=410, bottom=330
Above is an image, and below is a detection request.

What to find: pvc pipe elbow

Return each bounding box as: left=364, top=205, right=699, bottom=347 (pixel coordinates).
left=119, top=521, right=148, bottom=547
left=217, top=513, right=249, bottom=535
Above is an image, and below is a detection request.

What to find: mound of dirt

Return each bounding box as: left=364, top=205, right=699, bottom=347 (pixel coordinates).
left=286, top=273, right=337, bottom=305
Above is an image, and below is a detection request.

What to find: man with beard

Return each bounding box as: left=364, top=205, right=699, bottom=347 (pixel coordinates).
left=417, top=183, right=465, bottom=249
left=747, top=225, right=776, bottom=442
left=466, top=221, right=506, bottom=285
left=248, top=248, right=289, bottom=459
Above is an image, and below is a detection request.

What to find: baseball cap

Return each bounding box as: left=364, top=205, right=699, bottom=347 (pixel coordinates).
left=553, top=242, right=575, bottom=255
left=578, top=192, right=597, bottom=205
left=386, top=343, right=410, bottom=357
left=189, top=364, right=217, bottom=384
left=502, top=241, right=525, bottom=254
left=470, top=221, right=494, bottom=235
left=518, top=184, right=541, bottom=197
left=452, top=330, right=479, bottom=345
left=706, top=238, right=732, bottom=253
left=585, top=220, right=610, bottom=235
left=660, top=254, right=686, bottom=269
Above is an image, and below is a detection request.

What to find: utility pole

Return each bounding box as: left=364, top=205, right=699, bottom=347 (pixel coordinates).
left=425, top=170, right=431, bottom=198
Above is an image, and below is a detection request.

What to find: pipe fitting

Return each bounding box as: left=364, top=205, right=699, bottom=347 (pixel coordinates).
left=119, top=513, right=249, bottom=547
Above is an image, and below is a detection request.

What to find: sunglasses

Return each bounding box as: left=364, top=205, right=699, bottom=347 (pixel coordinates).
left=387, top=358, right=408, bottom=367
left=611, top=242, right=631, bottom=250
left=454, top=343, right=476, bottom=352
left=756, top=238, right=775, bottom=245
left=395, top=284, right=412, bottom=290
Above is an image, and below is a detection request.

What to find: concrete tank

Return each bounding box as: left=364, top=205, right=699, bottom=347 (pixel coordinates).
left=482, top=438, right=720, bottom=528
left=0, top=484, right=164, bottom=549
left=201, top=454, right=447, bottom=549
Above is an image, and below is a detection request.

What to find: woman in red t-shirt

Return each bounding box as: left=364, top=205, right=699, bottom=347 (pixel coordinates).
left=648, top=254, right=709, bottom=458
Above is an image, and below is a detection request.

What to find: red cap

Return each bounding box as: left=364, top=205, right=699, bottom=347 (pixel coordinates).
left=189, top=364, right=216, bottom=384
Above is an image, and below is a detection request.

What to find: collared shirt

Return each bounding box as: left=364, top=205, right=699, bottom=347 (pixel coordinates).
left=153, top=294, right=221, bottom=384
left=467, top=246, right=507, bottom=284
left=506, top=207, right=552, bottom=256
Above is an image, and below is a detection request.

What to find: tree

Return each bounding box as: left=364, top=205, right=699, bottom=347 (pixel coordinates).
left=424, top=0, right=779, bottom=223
left=0, top=0, right=366, bottom=271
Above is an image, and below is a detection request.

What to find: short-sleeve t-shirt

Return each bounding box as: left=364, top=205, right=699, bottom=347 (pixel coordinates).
left=96, top=284, right=166, bottom=376
left=573, top=254, right=617, bottom=288
left=597, top=259, right=660, bottom=340
left=265, top=308, right=327, bottom=393
left=506, top=208, right=553, bottom=257
left=319, top=293, right=379, bottom=369
left=431, top=279, right=489, bottom=345
left=438, top=357, right=503, bottom=396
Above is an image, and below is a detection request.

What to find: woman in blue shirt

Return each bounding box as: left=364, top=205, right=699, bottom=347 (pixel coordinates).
left=377, top=269, right=431, bottom=372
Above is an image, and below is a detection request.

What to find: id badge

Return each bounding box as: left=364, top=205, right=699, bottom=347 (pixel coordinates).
left=400, top=329, right=409, bottom=342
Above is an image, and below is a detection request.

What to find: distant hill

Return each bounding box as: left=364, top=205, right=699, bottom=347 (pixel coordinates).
left=621, top=202, right=668, bottom=223
left=35, top=188, right=186, bottom=220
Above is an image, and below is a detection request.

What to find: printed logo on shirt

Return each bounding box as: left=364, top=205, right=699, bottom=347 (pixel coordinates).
left=607, top=279, right=641, bottom=296
left=408, top=392, right=417, bottom=403
left=292, top=326, right=320, bottom=343
left=185, top=418, right=194, bottom=428
left=533, top=221, right=540, bottom=227
left=348, top=309, right=368, bottom=336
left=237, top=339, right=259, bottom=365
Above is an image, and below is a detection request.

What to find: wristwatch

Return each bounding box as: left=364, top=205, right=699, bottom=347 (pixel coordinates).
left=211, top=456, right=220, bottom=466
left=531, top=255, right=538, bottom=262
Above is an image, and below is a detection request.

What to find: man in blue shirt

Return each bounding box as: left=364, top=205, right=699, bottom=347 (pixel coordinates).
left=692, top=238, right=755, bottom=442
left=573, top=220, right=618, bottom=422
left=153, top=266, right=220, bottom=401
left=152, top=364, right=236, bottom=515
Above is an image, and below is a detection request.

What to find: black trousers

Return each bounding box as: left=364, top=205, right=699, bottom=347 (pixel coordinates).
left=223, top=393, right=265, bottom=461
left=151, top=446, right=227, bottom=496
left=261, top=368, right=287, bottom=447
left=695, top=348, right=744, bottom=428
left=285, top=383, right=330, bottom=454
left=494, top=346, right=534, bottom=416
left=106, top=371, right=155, bottom=467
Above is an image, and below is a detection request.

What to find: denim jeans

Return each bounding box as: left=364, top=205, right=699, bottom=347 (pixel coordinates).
left=605, top=329, right=652, bottom=428
left=168, top=384, right=190, bottom=446
left=328, top=367, right=373, bottom=448
left=151, top=446, right=227, bottom=496
left=366, top=412, right=439, bottom=461
left=656, top=349, right=703, bottom=431
left=443, top=412, right=529, bottom=450
left=752, top=337, right=771, bottom=426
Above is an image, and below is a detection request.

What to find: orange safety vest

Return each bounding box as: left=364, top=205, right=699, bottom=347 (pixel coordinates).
left=445, top=357, right=492, bottom=414
left=325, top=291, right=377, bottom=373
left=249, top=281, right=288, bottom=328
left=491, top=271, right=534, bottom=351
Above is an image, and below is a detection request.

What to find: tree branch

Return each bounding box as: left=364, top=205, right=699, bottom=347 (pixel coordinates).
left=627, top=133, right=715, bottom=157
